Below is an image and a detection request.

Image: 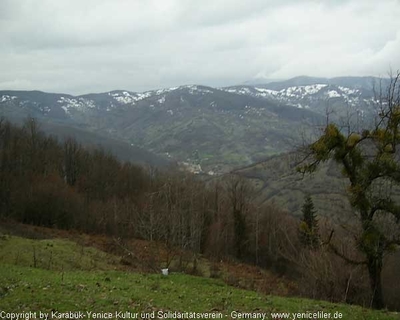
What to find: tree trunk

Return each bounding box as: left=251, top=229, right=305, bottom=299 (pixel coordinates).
left=367, top=256, right=384, bottom=309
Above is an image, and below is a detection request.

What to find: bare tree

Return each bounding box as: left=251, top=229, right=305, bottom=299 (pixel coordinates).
left=225, top=174, right=253, bottom=259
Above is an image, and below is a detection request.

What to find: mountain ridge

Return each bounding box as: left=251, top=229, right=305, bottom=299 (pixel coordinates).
left=0, top=76, right=387, bottom=173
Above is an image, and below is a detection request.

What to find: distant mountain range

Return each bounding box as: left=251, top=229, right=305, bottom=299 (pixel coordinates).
left=0, top=76, right=389, bottom=173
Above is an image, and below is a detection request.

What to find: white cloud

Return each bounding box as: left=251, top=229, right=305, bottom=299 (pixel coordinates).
left=0, top=0, right=399, bottom=94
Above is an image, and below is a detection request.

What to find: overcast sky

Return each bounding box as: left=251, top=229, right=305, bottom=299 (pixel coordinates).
left=1, top=0, right=399, bottom=94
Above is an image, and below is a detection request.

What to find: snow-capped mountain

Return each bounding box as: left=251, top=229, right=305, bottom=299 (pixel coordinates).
left=223, top=79, right=380, bottom=117
left=0, top=76, right=387, bottom=173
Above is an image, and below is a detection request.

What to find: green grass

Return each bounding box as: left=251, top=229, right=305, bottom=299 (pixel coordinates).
left=0, top=236, right=398, bottom=319
left=0, top=235, right=119, bottom=271
left=0, top=265, right=398, bottom=319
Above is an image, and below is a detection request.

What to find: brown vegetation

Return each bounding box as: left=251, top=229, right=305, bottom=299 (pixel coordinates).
left=0, top=116, right=399, bottom=310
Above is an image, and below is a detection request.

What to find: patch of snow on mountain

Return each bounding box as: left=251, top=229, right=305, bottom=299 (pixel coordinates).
left=155, top=87, right=178, bottom=95
left=167, top=109, right=174, bottom=116
left=117, top=91, right=136, bottom=104
left=157, top=96, right=166, bottom=104
left=0, top=95, right=17, bottom=103
left=223, top=84, right=328, bottom=100
left=226, top=87, right=254, bottom=96
left=326, top=90, right=341, bottom=98
left=302, top=84, right=327, bottom=94
left=110, top=91, right=136, bottom=104
left=338, top=86, right=359, bottom=95
left=40, top=106, right=51, bottom=114
left=185, top=85, right=214, bottom=95
left=109, top=91, right=154, bottom=104
left=109, top=86, right=190, bottom=105
left=255, top=88, right=278, bottom=96
left=284, top=87, right=298, bottom=97
left=282, top=84, right=327, bottom=98
left=224, top=88, right=238, bottom=93
left=58, top=97, right=96, bottom=113
left=135, top=92, right=153, bottom=101
left=61, top=106, right=69, bottom=114
left=363, top=97, right=378, bottom=105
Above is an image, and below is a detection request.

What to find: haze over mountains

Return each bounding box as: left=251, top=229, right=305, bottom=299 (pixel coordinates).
left=0, top=75, right=386, bottom=174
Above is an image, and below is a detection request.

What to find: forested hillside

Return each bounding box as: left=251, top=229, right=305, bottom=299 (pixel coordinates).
left=1, top=76, right=384, bottom=173
left=1, top=116, right=399, bottom=311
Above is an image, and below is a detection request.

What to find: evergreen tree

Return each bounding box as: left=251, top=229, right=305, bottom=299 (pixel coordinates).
left=299, top=195, right=319, bottom=249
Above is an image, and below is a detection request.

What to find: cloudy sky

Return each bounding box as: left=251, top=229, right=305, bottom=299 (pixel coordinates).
left=1, top=0, right=399, bottom=94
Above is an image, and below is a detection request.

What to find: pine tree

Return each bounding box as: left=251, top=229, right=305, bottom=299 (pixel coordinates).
left=299, top=195, right=319, bottom=249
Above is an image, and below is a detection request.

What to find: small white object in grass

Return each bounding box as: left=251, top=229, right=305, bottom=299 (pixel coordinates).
left=161, top=268, right=169, bottom=276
